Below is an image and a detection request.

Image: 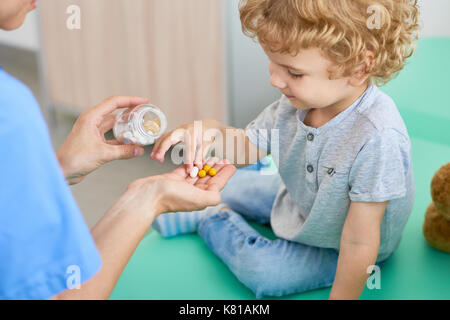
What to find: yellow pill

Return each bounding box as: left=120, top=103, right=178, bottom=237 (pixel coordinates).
left=208, top=168, right=217, bottom=176
left=198, top=170, right=207, bottom=178
left=203, top=165, right=211, bottom=173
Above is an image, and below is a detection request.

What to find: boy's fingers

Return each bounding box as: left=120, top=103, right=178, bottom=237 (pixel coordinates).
left=184, top=131, right=195, bottom=167
left=153, top=138, right=171, bottom=161
left=154, top=132, right=183, bottom=162
left=151, top=133, right=170, bottom=160
left=204, top=157, right=219, bottom=169
left=151, top=134, right=165, bottom=157
left=202, top=145, right=212, bottom=162
left=194, top=142, right=204, bottom=169
left=186, top=163, right=195, bottom=176
left=152, top=128, right=189, bottom=160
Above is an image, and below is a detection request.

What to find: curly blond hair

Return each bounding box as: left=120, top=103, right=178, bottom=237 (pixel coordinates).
left=239, top=0, right=420, bottom=86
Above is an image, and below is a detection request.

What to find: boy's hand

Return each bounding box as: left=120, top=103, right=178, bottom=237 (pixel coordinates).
left=151, top=119, right=223, bottom=174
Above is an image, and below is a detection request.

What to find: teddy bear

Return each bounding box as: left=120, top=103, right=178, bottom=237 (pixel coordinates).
left=423, top=162, right=450, bottom=253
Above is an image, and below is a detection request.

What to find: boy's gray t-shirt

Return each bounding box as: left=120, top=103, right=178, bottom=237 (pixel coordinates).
left=246, top=85, right=415, bottom=261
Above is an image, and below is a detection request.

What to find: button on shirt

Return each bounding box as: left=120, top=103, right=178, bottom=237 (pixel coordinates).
left=0, top=67, right=101, bottom=299
left=246, top=85, right=415, bottom=262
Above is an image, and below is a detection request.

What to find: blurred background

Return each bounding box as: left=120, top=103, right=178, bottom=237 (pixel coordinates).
left=0, top=0, right=449, bottom=227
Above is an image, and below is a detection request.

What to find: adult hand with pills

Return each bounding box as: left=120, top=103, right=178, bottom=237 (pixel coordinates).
left=191, top=163, right=217, bottom=179
left=122, top=157, right=236, bottom=217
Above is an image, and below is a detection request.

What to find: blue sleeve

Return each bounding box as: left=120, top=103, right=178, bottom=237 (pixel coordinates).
left=348, top=128, right=411, bottom=202
left=0, top=69, right=101, bottom=300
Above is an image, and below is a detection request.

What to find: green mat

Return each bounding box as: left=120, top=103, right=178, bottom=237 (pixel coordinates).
left=382, top=37, right=450, bottom=145
left=110, top=38, right=450, bottom=300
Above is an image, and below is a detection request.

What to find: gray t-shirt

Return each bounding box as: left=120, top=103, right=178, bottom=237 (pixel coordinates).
left=246, top=85, right=415, bottom=262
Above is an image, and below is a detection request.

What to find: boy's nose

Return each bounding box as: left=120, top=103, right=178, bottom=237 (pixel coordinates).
left=270, top=74, right=287, bottom=89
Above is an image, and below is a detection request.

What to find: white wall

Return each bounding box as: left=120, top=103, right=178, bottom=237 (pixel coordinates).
left=0, top=11, right=39, bottom=51
left=225, top=0, right=279, bottom=128
left=419, top=0, right=450, bottom=37
left=0, top=1, right=448, bottom=51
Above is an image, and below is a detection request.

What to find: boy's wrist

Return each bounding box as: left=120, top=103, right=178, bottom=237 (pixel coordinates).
left=330, top=242, right=379, bottom=300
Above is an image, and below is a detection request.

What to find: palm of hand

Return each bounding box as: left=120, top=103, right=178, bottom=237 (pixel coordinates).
left=154, top=158, right=236, bottom=214
left=163, top=161, right=232, bottom=192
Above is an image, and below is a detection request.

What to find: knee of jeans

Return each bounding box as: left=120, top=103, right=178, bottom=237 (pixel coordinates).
left=198, top=210, right=228, bottom=234
left=229, top=240, right=286, bottom=298
left=236, top=262, right=286, bottom=299
left=234, top=243, right=337, bottom=298
left=241, top=263, right=333, bottom=299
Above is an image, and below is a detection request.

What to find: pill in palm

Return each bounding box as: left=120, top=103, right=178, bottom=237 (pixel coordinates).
left=208, top=168, right=217, bottom=176
left=190, top=166, right=199, bottom=178
left=203, top=165, right=211, bottom=173
left=198, top=170, right=207, bottom=178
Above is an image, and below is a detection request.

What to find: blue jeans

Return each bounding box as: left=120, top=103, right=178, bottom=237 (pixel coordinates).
left=197, top=161, right=339, bottom=298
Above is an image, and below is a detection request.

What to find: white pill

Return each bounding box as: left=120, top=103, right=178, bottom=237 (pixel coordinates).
left=190, top=166, right=199, bottom=178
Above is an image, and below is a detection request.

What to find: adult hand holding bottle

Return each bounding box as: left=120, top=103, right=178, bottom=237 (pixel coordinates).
left=57, top=96, right=149, bottom=185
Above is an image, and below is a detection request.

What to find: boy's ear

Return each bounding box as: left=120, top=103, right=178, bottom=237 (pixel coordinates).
left=349, top=51, right=375, bottom=87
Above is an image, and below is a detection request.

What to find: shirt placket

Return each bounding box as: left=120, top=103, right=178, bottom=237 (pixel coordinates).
left=304, top=130, right=319, bottom=193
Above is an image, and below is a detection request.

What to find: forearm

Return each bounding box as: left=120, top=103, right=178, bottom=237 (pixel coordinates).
left=329, top=241, right=379, bottom=300
left=53, top=201, right=157, bottom=299
left=204, top=120, right=268, bottom=168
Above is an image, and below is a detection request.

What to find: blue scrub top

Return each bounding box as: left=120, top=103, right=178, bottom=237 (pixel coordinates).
left=0, top=66, right=101, bottom=299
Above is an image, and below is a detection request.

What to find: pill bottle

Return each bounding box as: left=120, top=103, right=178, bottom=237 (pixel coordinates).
left=113, top=104, right=167, bottom=146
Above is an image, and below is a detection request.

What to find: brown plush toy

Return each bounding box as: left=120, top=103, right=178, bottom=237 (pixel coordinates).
left=423, top=163, right=450, bottom=253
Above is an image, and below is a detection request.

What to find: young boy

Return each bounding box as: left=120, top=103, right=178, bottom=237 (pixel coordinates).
left=150, top=0, right=419, bottom=299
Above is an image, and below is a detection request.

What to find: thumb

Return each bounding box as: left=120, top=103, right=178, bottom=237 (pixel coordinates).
left=107, top=144, right=145, bottom=161
left=196, top=190, right=221, bottom=208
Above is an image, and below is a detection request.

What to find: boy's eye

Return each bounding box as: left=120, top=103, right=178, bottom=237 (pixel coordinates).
left=288, top=70, right=303, bottom=79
